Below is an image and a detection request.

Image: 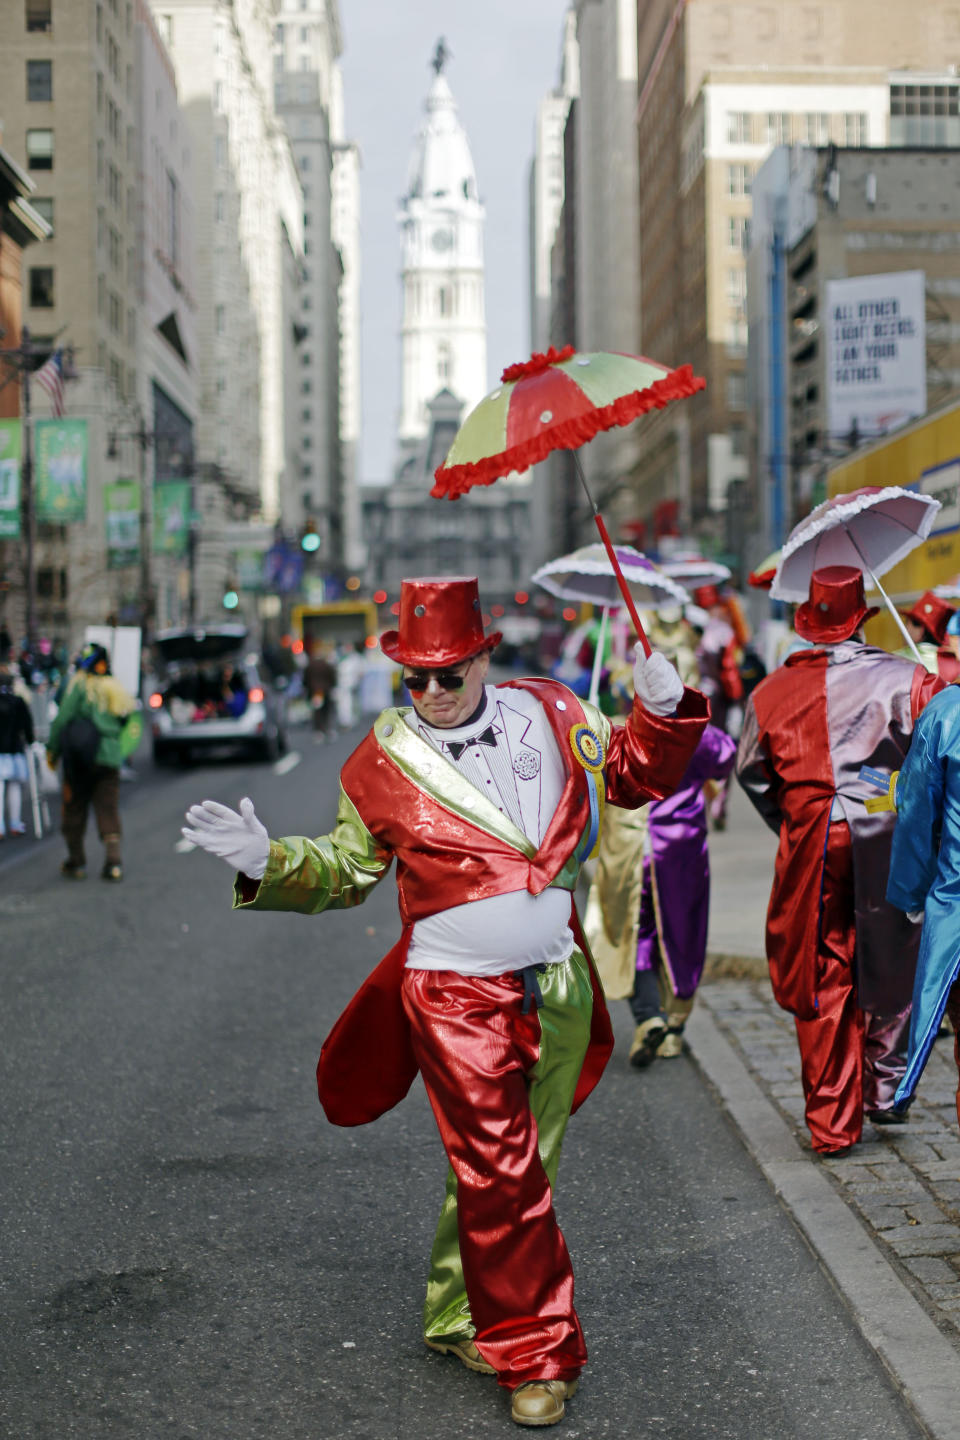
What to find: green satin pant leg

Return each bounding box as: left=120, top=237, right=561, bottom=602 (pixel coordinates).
left=423, top=1167, right=471, bottom=1340
left=422, top=951, right=594, bottom=1341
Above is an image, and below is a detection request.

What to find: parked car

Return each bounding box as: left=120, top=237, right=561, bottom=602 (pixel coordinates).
left=147, top=625, right=287, bottom=765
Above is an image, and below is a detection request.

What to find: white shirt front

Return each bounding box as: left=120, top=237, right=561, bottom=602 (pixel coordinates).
left=404, top=685, right=576, bottom=976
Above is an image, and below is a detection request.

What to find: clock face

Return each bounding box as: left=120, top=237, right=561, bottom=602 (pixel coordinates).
left=431, top=228, right=454, bottom=253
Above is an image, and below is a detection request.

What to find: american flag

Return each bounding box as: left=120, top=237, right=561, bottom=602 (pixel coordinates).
left=34, top=348, right=65, bottom=417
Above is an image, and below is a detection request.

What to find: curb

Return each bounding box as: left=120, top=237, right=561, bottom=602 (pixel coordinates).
left=687, top=998, right=960, bottom=1440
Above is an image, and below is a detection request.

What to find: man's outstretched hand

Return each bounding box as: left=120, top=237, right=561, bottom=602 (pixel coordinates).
left=632, top=645, right=684, bottom=716
left=183, top=797, right=270, bottom=880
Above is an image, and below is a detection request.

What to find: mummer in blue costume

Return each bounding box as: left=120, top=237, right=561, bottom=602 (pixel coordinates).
left=887, top=684, right=960, bottom=1127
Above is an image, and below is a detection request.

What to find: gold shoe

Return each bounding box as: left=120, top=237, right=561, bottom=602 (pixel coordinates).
left=511, top=1378, right=578, bottom=1427
left=629, top=1017, right=667, bottom=1068
left=424, top=1334, right=496, bottom=1375
left=659, top=1028, right=685, bottom=1059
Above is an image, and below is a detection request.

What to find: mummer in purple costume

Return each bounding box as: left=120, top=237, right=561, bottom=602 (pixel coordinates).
left=585, top=722, right=736, bottom=1064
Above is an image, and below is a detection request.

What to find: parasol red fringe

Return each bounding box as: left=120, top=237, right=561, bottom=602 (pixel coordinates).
left=501, top=344, right=575, bottom=383
left=432, top=363, right=706, bottom=499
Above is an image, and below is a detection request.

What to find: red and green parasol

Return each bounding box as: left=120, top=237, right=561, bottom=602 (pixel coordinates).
left=432, top=345, right=705, bottom=654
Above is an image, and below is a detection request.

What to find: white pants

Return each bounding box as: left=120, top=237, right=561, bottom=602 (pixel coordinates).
left=0, top=778, right=24, bottom=833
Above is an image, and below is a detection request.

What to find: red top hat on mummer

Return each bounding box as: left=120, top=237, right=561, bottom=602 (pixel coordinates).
left=901, top=590, right=956, bottom=646
left=794, top=565, right=879, bottom=645
left=379, top=577, right=502, bottom=667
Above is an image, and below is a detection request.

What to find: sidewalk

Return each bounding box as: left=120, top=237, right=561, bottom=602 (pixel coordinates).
left=689, top=786, right=960, bottom=1439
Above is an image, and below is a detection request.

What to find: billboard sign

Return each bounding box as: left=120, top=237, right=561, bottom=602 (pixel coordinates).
left=915, top=458, right=960, bottom=536
left=0, top=420, right=21, bottom=539
left=825, top=270, right=927, bottom=441
left=35, top=418, right=88, bottom=522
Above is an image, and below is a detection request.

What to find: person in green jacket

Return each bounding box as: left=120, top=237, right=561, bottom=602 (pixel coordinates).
left=46, top=643, right=136, bottom=880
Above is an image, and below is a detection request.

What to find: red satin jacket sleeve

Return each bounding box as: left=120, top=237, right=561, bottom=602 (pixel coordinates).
left=911, top=665, right=946, bottom=722
left=605, top=687, right=710, bottom=809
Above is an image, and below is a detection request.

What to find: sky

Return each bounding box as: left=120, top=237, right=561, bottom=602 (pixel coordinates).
left=338, top=0, right=569, bottom=484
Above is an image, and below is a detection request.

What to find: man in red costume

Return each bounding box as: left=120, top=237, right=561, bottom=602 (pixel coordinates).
left=182, top=577, right=707, bottom=1428
left=736, top=566, right=944, bottom=1156
left=900, top=590, right=960, bottom=682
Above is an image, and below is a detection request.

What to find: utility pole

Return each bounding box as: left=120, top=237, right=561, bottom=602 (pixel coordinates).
left=0, top=326, right=71, bottom=653
left=107, top=406, right=155, bottom=643
left=21, top=331, right=36, bottom=653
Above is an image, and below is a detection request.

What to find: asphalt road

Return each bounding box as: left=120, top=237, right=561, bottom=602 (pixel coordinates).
left=0, top=725, right=925, bottom=1439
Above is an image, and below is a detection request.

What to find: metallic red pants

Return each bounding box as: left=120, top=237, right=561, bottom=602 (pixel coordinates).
left=401, top=965, right=589, bottom=1389
left=793, top=826, right=910, bottom=1153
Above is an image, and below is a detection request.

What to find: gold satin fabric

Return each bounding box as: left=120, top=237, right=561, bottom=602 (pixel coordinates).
left=582, top=803, right=648, bottom=1000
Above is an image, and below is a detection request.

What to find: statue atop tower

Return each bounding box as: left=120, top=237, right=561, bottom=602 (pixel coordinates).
left=395, top=47, right=487, bottom=464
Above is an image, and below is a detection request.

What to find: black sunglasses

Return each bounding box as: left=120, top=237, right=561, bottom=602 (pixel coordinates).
left=403, top=657, right=475, bottom=695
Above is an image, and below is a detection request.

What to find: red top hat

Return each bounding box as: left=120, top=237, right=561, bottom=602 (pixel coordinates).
left=379, top=576, right=502, bottom=667
left=901, top=590, right=955, bottom=646
left=794, top=565, right=879, bottom=644
left=693, top=584, right=721, bottom=609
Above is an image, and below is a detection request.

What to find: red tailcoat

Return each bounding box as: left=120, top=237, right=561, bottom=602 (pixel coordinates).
left=736, top=643, right=943, bottom=1020
left=314, top=678, right=708, bottom=1124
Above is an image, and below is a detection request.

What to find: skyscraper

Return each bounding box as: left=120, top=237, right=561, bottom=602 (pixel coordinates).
left=396, top=40, right=487, bottom=457
left=363, top=43, right=531, bottom=604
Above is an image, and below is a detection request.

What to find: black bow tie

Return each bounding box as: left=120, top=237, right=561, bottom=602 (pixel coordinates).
left=446, top=724, right=498, bottom=762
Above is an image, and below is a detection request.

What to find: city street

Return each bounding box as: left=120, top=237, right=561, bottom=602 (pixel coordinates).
left=0, top=724, right=926, bottom=1440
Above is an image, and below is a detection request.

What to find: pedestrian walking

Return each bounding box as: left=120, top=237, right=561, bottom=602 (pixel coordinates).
left=887, top=683, right=960, bottom=1129
left=45, top=643, right=136, bottom=881
left=303, top=640, right=337, bottom=740
left=736, top=565, right=944, bottom=1155
left=333, top=641, right=363, bottom=730
left=585, top=721, right=736, bottom=1066
left=182, top=575, right=707, bottom=1429
left=0, top=663, right=34, bottom=838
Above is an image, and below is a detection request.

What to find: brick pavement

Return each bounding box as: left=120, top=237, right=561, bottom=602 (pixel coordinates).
left=698, top=974, right=960, bottom=1343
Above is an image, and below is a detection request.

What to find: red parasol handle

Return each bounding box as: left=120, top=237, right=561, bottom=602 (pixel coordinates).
left=592, top=512, right=652, bottom=657
left=570, top=450, right=652, bottom=656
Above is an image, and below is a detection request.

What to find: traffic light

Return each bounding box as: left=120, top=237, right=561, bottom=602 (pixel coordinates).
left=222, top=589, right=239, bottom=610
left=301, top=518, right=320, bottom=553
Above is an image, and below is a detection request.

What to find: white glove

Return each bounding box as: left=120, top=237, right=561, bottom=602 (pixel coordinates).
left=906, top=910, right=925, bottom=925
left=633, top=645, right=684, bottom=716
left=182, top=797, right=270, bottom=880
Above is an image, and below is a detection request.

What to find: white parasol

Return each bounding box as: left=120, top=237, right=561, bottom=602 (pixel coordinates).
left=660, top=557, right=732, bottom=591
left=532, top=544, right=687, bottom=704
left=532, top=543, right=689, bottom=610
left=770, top=486, right=942, bottom=659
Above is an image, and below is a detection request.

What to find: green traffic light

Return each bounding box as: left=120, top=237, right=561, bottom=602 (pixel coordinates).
left=223, top=590, right=240, bottom=609
left=301, top=532, right=320, bottom=552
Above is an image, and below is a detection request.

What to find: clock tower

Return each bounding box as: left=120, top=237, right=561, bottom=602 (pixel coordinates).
left=396, top=43, right=487, bottom=455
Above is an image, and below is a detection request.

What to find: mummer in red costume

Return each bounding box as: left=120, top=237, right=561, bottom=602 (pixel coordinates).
left=735, top=566, right=944, bottom=1156
left=182, top=577, right=707, bottom=1428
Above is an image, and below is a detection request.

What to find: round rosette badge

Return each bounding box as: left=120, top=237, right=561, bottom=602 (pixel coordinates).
left=568, top=723, right=604, bottom=774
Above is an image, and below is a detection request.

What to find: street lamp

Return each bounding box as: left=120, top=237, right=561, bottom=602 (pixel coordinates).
left=106, top=406, right=157, bottom=641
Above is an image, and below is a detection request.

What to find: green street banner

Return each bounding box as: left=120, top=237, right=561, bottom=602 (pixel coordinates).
left=104, top=478, right=140, bottom=569
left=0, top=420, right=21, bottom=539
left=153, top=481, right=190, bottom=556
left=235, top=548, right=266, bottom=592
left=35, top=418, right=88, bottom=522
